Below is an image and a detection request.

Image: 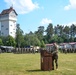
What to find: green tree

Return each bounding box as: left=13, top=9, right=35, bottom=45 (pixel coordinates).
left=74, top=37, right=76, bottom=42
left=0, top=36, right=7, bottom=46
left=6, top=35, right=16, bottom=47
left=16, top=24, right=24, bottom=47
left=50, top=35, right=58, bottom=43
left=69, top=37, right=74, bottom=42
left=63, top=25, right=70, bottom=42
left=43, top=35, right=48, bottom=44
left=61, top=34, right=69, bottom=43
left=40, top=40, right=45, bottom=48
left=24, top=33, right=41, bottom=46
left=0, top=38, right=3, bottom=45
left=58, top=37, right=64, bottom=43
left=70, top=24, right=76, bottom=39
left=35, top=26, right=44, bottom=41
left=54, top=24, right=63, bottom=37
left=46, top=23, right=54, bottom=43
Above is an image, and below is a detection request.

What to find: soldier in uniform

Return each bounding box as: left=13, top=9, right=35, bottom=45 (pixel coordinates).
left=52, top=43, right=58, bottom=70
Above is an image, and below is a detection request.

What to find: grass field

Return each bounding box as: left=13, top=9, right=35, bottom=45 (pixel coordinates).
left=0, top=53, right=76, bottom=75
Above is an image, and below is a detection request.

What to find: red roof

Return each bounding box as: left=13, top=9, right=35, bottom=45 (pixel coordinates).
left=0, top=7, right=18, bottom=15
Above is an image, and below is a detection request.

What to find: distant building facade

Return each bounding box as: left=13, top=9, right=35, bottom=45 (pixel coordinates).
left=0, top=7, right=18, bottom=38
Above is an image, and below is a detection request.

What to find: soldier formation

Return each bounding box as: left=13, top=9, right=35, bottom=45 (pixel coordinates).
left=59, top=43, right=76, bottom=53
left=0, top=46, right=40, bottom=54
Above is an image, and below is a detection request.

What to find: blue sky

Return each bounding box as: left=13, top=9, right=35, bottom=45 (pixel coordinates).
left=0, top=0, right=76, bottom=34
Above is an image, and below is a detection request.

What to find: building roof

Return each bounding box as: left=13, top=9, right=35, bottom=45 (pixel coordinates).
left=0, top=7, right=18, bottom=15
left=59, top=42, right=76, bottom=46
left=69, top=42, right=76, bottom=45
left=46, top=44, right=53, bottom=46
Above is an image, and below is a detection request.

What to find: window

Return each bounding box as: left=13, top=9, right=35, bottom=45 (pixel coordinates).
left=13, top=29, right=15, bottom=30
left=13, top=21, right=15, bottom=23
left=1, top=25, right=4, bottom=27
left=10, top=32, right=12, bottom=34
left=6, top=28, right=8, bottom=30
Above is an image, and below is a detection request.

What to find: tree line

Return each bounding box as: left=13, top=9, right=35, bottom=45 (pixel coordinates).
left=0, top=23, right=76, bottom=48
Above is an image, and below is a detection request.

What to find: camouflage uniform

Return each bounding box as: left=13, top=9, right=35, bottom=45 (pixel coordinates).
left=52, top=43, right=58, bottom=70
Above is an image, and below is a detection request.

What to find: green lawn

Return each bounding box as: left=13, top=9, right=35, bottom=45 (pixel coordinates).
left=0, top=53, right=76, bottom=75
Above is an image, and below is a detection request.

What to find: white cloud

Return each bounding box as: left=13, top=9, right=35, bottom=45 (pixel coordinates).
left=64, top=0, right=76, bottom=10
left=41, top=18, right=52, bottom=25
left=4, top=0, right=39, bottom=14
left=64, top=5, right=71, bottom=10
